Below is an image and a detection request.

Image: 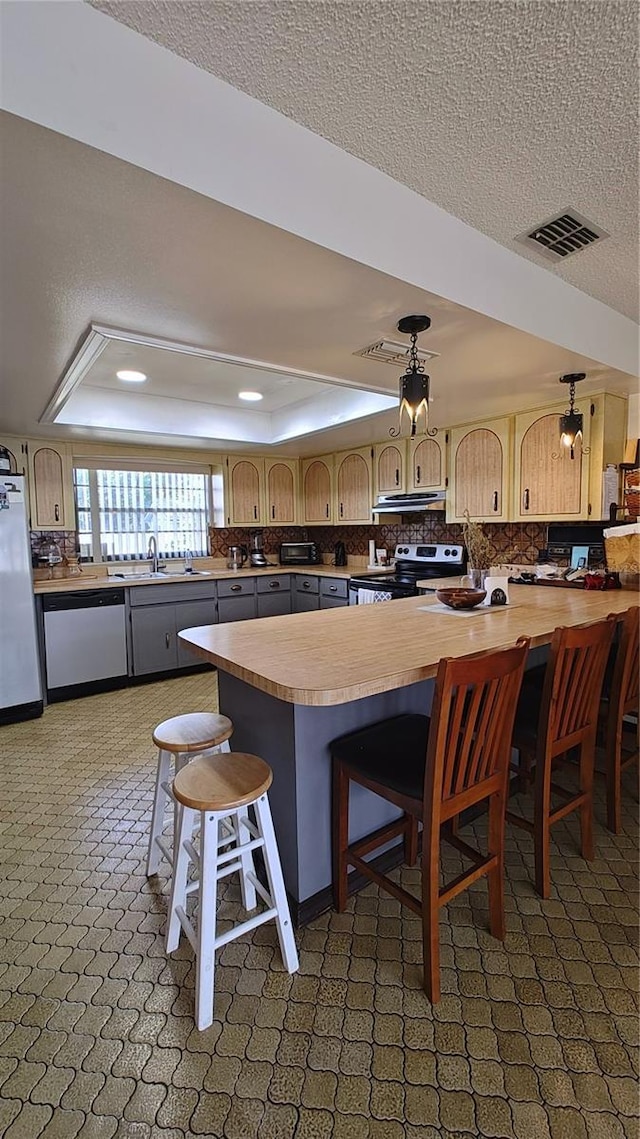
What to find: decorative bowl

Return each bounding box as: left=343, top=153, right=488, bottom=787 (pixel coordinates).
left=436, top=587, right=486, bottom=610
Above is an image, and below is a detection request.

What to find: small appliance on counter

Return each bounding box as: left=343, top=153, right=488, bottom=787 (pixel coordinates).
left=279, top=541, right=322, bottom=566
left=249, top=529, right=269, bottom=568
left=334, top=541, right=347, bottom=567
left=226, top=545, right=248, bottom=570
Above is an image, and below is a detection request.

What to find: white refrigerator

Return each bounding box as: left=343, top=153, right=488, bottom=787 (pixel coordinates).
left=0, top=476, right=43, bottom=722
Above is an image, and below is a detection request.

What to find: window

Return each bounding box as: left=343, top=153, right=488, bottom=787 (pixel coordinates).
left=74, top=467, right=210, bottom=561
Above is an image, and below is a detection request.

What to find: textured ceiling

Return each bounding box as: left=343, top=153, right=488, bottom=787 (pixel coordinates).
left=89, top=0, right=639, bottom=321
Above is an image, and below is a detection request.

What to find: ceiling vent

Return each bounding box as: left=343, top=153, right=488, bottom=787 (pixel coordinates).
left=355, top=339, right=439, bottom=366
left=518, top=210, right=608, bottom=261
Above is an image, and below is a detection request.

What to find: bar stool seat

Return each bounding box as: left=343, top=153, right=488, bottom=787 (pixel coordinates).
left=146, top=712, right=234, bottom=878
left=167, top=751, right=299, bottom=1030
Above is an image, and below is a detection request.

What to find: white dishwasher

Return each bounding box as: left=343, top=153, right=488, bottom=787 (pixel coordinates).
left=43, top=588, right=128, bottom=699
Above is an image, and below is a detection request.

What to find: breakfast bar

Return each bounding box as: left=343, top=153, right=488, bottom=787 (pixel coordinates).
left=180, top=586, right=636, bottom=922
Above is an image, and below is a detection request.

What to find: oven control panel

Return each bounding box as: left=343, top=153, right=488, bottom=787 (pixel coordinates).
left=394, top=543, right=464, bottom=564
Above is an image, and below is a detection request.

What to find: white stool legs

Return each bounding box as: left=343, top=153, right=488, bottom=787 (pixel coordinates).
left=167, top=792, right=299, bottom=1031
left=146, top=739, right=232, bottom=877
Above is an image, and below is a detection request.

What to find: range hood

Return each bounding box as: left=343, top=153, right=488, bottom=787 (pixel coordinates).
left=373, top=492, right=446, bottom=514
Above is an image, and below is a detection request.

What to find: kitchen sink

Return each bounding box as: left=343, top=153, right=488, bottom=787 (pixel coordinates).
left=112, top=570, right=212, bottom=580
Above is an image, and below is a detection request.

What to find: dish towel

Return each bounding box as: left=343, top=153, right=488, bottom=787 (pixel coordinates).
left=358, top=589, right=393, bottom=603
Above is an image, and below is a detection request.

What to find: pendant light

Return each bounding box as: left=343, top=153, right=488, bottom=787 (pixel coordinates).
left=559, top=373, right=586, bottom=459
left=389, top=315, right=437, bottom=438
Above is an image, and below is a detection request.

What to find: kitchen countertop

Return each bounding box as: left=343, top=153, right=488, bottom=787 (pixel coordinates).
left=32, top=562, right=385, bottom=594
left=179, top=585, right=637, bottom=707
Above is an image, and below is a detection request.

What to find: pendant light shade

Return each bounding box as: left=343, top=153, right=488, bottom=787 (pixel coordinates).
left=559, top=373, right=586, bottom=459
left=389, top=315, right=437, bottom=438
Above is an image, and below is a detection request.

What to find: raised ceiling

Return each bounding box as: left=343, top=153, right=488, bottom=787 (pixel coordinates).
left=90, top=0, right=639, bottom=321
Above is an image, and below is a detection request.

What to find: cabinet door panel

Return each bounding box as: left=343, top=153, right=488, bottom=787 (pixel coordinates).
left=257, top=592, right=292, bottom=617
left=229, top=460, right=262, bottom=525
left=303, top=460, right=332, bottom=523
left=218, top=595, right=257, bottom=623
left=293, top=591, right=320, bottom=612
left=519, top=412, right=583, bottom=518
left=411, top=438, right=443, bottom=489
left=0, top=438, right=26, bottom=476
left=319, top=595, right=348, bottom=609
left=451, top=425, right=509, bottom=521
left=31, top=445, right=68, bottom=529
left=175, top=599, right=217, bottom=667
left=336, top=453, right=371, bottom=523
left=266, top=462, right=296, bottom=524
left=131, top=606, right=177, bottom=675
left=375, top=444, right=404, bottom=494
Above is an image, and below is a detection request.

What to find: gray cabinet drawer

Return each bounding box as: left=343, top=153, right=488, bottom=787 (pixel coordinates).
left=218, top=595, right=257, bottom=623
left=320, top=577, right=348, bottom=600
left=295, top=575, right=319, bottom=594
left=217, top=577, right=256, bottom=598
left=129, top=581, right=216, bottom=606
left=257, top=592, right=292, bottom=618
left=257, top=575, right=291, bottom=593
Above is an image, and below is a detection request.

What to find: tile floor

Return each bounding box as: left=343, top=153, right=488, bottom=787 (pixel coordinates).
left=0, top=674, right=638, bottom=1139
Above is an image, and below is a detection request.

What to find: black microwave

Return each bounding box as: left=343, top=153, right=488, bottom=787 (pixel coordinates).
left=279, top=541, right=322, bottom=565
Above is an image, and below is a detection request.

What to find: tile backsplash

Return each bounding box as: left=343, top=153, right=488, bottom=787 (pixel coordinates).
left=207, top=516, right=548, bottom=564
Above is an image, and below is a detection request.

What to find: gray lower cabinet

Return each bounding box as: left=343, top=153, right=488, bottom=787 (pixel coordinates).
left=293, top=575, right=320, bottom=612
left=257, top=574, right=292, bottom=617
left=130, top=605, right=178, bottom=675
left=319, top=577, right=349, bottom=608
left=175, top=599, right=218, bottom=667
left=217, top=577, right=257, bottom=623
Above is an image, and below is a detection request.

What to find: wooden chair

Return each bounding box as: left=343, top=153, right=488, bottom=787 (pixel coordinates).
left=507, top=615, right=616, bottom=899
left=331, top=637, right=530, bottom=1003
left=602, top=606, right=639, bottom=833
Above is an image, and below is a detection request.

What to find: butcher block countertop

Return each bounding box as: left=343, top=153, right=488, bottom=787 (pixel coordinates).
left=32, top=563, right=374, bottom=594
left=179, top=585, right=637, bottom=707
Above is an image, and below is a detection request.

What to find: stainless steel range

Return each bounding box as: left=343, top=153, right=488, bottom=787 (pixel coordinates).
left=349, top=543, right=466, bottom=603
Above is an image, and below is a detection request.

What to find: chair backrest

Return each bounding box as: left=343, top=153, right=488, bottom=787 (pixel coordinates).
left=539, top=615, right=617, bottom=757
left=609, top=606, right=640, bottom=721
left=424, top=637, right=530, bottom=821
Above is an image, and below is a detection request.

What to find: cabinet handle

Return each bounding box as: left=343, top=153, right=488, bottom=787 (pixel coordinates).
left=395, top=468, right=399, bottom=486
left=271, top=504, right=275, bottom=519
left=254, top=505, right=258, bottom=520
left=54, top=503, right=60, bottom=522
left=326, top=503, right=329, bottom=518
left=493, top=490, right=499, bottom=512
left=340, top=502, right=344, bottom=518
left=165, top=632, right=171, bottom=649
left=269, top=581, right=280, bottom=589
left=524, top=487, right=530, bottom=511
left=416, top=466, right=421, bottom=485
left=230, top=584, right=242, bottom=592
left=303, top=581, right=310, bottom=588
left=330, top=585, right=337, bottom=592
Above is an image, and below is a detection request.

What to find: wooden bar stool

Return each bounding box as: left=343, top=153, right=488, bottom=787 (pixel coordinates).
left=331, top=637, right=530, bottom=1004
left=167, top=751, right=299, bottom=1030
left=601, top=606, right=639, bottom=833
left=146, top=712, right=233, bottom=877
left=507, top=615, right=616, bottom=899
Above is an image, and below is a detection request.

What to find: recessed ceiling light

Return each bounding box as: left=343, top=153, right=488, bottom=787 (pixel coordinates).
left=238, top=391, right=263, bottom=401
left=116, top=370, right=147, bottom=383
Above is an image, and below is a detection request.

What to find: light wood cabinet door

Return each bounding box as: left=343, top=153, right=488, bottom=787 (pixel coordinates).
left=28, top=442, right=74, bottom=530
left=302, top=457, right=333, bottom=524
left=265, top=459, right=297, bottom=525
left=448, top=419, right=511, bottom=522
left=226, top=457, right=263, bottom=526
left=335, top=449, right=372, bottom=524
left=515, top=407, right=589, bottom=520
left=410, top=437, right=445, bottom=490
left=374, top=442, right=405, bottom=495
left=0, top=436, right=27, bottom=476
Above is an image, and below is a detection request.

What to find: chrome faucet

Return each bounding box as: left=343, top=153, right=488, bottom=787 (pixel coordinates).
left=146, top=535, right=165, bottom=574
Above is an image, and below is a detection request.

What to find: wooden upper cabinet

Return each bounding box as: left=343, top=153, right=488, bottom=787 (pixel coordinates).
left=302, top=457, right=333, bottom=524
left=0, top=436, right=27, bottom=476
left=28, top=442, right=74, bottom=530
left=514, top=407, right=589, bottom=520
left=409, top=436, right=445, bottom=490
left=374, top=442, right=405, bottom=495
left=448, top=419, right=511, bottom=523
left=226, top=456, right=263, bottom=526
left=265, top=459, right=297, bottom=525
left=335, top=449, right=372, bottom=524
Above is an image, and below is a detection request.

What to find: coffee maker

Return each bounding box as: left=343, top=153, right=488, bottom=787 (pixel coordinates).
left=249, top=529, right=268, bottom=568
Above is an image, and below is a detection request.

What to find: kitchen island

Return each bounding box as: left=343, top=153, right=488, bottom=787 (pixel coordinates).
left=180, top=586, right=636, bottom=922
